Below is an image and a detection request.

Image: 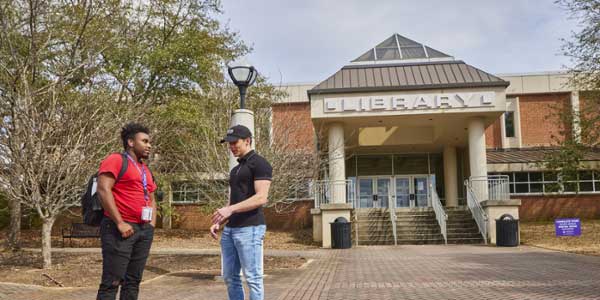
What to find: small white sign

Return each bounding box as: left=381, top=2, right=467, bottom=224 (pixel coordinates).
left=417, top=181, right=424, bottom=191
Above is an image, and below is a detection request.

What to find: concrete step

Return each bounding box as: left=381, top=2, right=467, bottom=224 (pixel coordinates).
left=397, top=239, right=444, bottom=245
left=446, top=220, right=478, bottom=226
left=447, top=217, right=475, bottom=221
left=394, top=216, right=438, bottom=221
left=395, top=212, right=436, bottom=217
left=357, top=238, right=446, bottom=245
left=447, top=237, right=484, bottom=244
left=447, top=227, right=479, bottom=233
left=396, top=221, right=439, bottom=226
left=446, top=232, right=483, bottom=239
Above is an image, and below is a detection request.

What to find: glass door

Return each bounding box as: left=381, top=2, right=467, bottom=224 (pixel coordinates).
left=376, top=178, right=391, bottom=208
left=358, top=178, right=374, bottom=208
left=395, top=177, right=410, bottom=207
left=357, top=177, right=392, bottom=208
left=414, top=176, right=429, bottom=207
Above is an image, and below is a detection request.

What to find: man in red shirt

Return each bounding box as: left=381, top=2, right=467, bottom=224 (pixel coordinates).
left=96, top=123, right=157, bottom=300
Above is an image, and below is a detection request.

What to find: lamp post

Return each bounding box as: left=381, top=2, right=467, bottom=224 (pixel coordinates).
left=228, top=63, right=258, bottom=109
left=227, top=62, right=258, bottom=170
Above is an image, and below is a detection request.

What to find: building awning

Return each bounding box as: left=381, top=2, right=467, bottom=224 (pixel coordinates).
left=309, top=34, right=509, bottom=96
left=487, top=148, right=600, bottom=164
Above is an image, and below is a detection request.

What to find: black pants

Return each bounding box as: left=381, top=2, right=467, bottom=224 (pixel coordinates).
left=97, top=218, right=154, bottom=300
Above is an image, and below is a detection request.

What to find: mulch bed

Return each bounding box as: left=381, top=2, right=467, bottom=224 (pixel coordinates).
left=0, top=228, right=319, bottom=250
left=0, top=250, right=306, bottom=287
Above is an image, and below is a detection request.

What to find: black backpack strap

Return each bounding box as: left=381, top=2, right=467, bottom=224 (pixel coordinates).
left=116, top=152, right=128, bottom=182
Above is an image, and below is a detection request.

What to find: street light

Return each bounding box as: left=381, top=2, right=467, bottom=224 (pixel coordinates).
left=228, top=63, right=258, bottom=109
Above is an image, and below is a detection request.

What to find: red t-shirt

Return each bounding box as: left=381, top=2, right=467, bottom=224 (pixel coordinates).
left=98, top=153, right=157, bottom=223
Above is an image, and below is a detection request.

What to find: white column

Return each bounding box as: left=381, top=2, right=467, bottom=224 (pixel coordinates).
left=468, top=117, right=488, bottom=201
left=443, top=145, right=458, bottom=207
left=229, top=109, right=255, bottom=171
left=328, top=123, right=346, bottom=204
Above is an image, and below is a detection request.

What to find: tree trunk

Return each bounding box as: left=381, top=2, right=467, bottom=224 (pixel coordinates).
left=41, top=218, right=55, bottom=269
left=7, top=199, right=21, bottom=250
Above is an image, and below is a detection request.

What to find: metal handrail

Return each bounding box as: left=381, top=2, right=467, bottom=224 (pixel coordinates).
left=469, top=175, right=510, bottom=201
left=313, top=179, right=355, bottom=208
left=431, top=188, right=448, bottom=244
left=389, top=194, right=398, bottom=246
left=465, top=179, right=488, bottom=244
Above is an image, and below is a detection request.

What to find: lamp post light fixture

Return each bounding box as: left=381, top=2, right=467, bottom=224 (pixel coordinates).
left=228, top=63, right=258, bottom=109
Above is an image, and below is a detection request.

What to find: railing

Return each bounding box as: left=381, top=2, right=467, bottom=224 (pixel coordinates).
left=468, top=175, right=510, bottom=201
left=465, top=179, right=489, bottom=244
left=431, top=188, right=448, bottom=245
left=389, top=195, right=398, bottom=246
left=313, top=179, right=356, bottom=209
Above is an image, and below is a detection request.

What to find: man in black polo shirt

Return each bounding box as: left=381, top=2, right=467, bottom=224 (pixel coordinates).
left=210, top=125, right=272, bottom=300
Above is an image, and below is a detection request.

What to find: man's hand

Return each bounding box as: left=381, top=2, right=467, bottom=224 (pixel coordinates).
left=117, top=222, right=134, bottom=238
left=209, top=224, right=220, bottom=240
left=212, top=206, right=233, bottom=225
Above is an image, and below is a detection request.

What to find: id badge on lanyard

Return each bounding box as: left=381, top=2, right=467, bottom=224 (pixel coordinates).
left=127, top=154, right=153, bottom=222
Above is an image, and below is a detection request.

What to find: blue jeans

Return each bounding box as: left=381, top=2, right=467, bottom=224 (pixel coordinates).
left=220, top=225, right=266, bottom=300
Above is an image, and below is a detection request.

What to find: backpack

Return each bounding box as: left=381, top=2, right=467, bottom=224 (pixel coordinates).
left=81, top=153, right=128, bottom=226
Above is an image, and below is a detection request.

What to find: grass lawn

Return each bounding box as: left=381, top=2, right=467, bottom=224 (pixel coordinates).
left=520, top=219, right=600, bottom=256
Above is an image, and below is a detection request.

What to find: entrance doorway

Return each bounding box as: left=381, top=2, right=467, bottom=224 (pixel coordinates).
left=395, top=175, right=430, bottom=208
left=357, top=175, right=430, bottom=209
left=358, top=177, right=391, bottom=208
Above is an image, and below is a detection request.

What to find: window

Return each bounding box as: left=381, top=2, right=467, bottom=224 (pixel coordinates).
left=490, top=171, right=600, bottom=195
left=504, top=111, right=515, bottom=138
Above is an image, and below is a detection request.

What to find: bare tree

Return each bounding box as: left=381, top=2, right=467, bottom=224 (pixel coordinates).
left=0, top=0, right=245, bottom=268
left=150, top=81, right=322, bottom=214
left=0, top=0, right=128, bottom=256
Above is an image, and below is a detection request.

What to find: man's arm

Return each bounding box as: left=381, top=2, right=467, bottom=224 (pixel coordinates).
left=212, top=180, right=271, bottom=225
left=230, top=180, right=270, bottom=213
left=97, top=173, right=134, bottom=238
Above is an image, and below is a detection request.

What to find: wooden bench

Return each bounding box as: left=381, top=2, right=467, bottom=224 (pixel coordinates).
left=62, top=223, right=100, bottom=247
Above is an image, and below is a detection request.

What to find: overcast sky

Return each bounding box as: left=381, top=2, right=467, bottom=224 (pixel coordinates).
left=218, top=0, right=579, bottom=84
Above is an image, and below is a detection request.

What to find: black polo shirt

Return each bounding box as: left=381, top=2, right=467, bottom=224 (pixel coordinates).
left=227, top=150, right=273, bottom=228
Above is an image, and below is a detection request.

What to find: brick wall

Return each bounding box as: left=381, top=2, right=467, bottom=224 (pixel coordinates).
left=579, top=91, right=600, bottom=145
left=485, top=117, right=502, bottom=148
left=172, top=200, right=313, bottom=231
left=518, top=194, right=600, bottom=221
left=518, top=93, right=572, bottom=147
left=271, top=102, right=314, bottom=151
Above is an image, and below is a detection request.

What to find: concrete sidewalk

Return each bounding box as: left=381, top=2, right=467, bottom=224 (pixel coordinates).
left=5, top=245, right=600, bottom=300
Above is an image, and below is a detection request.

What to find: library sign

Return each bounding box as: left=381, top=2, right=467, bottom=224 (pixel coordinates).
left=323, top=92, right=495, bottom=113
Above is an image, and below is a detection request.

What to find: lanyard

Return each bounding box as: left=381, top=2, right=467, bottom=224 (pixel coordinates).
left=126, top=153, right=149, bottom=204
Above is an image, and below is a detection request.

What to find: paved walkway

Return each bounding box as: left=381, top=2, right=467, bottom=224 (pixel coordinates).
left=3, top=245, right=600, bottom=300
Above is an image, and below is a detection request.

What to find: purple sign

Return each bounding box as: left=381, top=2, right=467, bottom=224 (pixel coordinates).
left=555, top=218, right=581, bottom=237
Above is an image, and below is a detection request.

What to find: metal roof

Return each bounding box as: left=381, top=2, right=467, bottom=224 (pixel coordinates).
left=487, top=148, right=600, bottom=164
left=309, top=60, right=509, bottom=95
left=309, top=34, right=509, bottom=96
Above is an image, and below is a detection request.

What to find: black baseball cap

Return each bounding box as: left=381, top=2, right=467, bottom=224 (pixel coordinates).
left=220, top=125, right=252, bottom=143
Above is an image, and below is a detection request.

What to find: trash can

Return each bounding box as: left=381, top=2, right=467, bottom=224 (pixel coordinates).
left=496, top=214, right=519, bottom=247
left=330, top=217, right=352, bottom=249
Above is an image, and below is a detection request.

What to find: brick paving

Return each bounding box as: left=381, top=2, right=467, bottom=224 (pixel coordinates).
left=3, top=245, right=600, bottom=300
